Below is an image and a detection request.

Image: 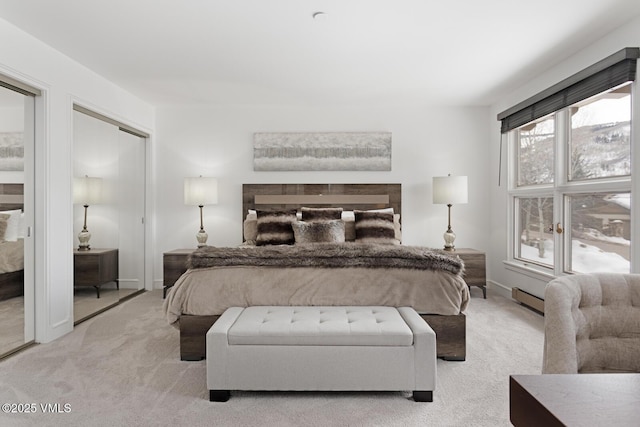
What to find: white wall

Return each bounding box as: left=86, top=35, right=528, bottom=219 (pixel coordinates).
left=0, top=17, right=154, bottom=343
left=154, top=104, right=492, bottom=288
left=0, top=105, right=22, bottom=130
left=73, top=111, right=121, bottom=250
left=488, top=15, right=640, bottom=299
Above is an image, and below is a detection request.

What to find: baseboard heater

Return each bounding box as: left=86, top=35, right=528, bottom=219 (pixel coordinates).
left=512, top=287, right=545, bottom=314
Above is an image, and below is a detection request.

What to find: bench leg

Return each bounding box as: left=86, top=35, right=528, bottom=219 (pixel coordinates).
left=209, top=390, right=230, bottom=402
left=413, top=391, right=433, bottom=402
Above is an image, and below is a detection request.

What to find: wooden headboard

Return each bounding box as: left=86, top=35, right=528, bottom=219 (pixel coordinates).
left=0, top=183, right=23, bottom=211
left=242, top=183, right=401, bottom=236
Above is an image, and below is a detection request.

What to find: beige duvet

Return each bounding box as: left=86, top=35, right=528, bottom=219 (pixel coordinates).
left=164, top=265, right=469, bottom=327
left=0, top=239, right=23, bottom=274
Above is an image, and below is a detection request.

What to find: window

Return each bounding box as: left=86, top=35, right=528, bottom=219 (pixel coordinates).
left=498, top=47, right=638, bottom=277
left=517, top=116, right=555, bottom=186
left=508, top=83, right=632, bottom=275
left=515, top=196, right=554, bottom=268
left=568, top=85, right=631, bottom=181
left=566, top=192, right=630, bottom=273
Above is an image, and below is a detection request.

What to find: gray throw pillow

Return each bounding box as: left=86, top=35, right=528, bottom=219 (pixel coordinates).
left=292, top=220, right=346, bottom=244
left=354, top=210, right=398, bottom=244
left=256, top=210, right=297, bottom=246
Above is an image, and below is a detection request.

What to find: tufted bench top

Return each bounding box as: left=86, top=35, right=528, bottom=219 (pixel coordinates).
left=227, top=306, right=414, bottom=346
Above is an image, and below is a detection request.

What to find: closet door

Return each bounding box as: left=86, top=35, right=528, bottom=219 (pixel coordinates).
left=117, top=129, right=145, bottom=295
left=73, top=109, right=146, bottom=323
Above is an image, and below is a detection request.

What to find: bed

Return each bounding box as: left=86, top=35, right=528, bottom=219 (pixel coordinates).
left=164, top=184, right=470, bottom=361
left=0, top=183, right=24, bottom=302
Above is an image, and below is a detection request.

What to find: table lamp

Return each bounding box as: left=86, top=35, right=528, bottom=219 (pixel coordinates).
left=184, top=176, right=218, bottom=247
left=73, top=175, right=103, bottom=251
left=432, top=175, right=468, bottom=251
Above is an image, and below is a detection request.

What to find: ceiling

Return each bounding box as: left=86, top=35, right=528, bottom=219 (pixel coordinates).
left=1, top=0, right=640, bottom=107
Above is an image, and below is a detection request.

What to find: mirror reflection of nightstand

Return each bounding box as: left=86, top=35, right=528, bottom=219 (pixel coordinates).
left=163, top=249, right=196, bottom=298
left=73, top=248, right=119, bottom=298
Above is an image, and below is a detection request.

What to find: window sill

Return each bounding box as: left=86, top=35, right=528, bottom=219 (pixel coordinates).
left=503, top=260, right=556, bottom=283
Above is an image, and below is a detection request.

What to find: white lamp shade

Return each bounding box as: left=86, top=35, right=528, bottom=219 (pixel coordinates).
left=432, top=175, right=468, bottom=205
left=184, top=177, right=218, bottom=206
left=73, top=176, right=103, bottom=205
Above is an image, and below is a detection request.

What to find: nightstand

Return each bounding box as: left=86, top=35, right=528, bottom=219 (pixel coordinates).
left=74, top=248, right=119, bottom=298
left=448, top=248, right=487, bottom=298
left=163, top=248, right=196, bottom=298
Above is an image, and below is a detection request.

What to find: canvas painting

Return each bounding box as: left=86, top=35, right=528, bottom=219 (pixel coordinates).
left=254, top=132, right=392, bottom=171
left=0, top=132, right=24, bottom=171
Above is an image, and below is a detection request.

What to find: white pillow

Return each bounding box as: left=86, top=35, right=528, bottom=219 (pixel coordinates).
left=17, top=212, right=25, bottom=239
left=341, top=211, right=355, bottom=220
left=248, top=209, right=302, bottom=219
left=0, top=209, right=22, bottom=242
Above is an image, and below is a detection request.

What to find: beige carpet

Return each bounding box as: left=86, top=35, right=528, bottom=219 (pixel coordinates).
left=0, top=288, right=544, bottom=427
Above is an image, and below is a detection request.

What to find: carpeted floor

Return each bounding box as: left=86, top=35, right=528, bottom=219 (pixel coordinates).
left=0, top=288, right=544, bottom=427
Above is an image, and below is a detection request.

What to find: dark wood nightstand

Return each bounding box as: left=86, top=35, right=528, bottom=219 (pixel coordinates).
left=163, top=248, right=196, bottom=298
left=447, top=248, right=487, bottom=298
left=74, top=248, right=119, bottom=298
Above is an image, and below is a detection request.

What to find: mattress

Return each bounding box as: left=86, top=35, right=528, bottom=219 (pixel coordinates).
left=164, top=243, right=470, bottom=326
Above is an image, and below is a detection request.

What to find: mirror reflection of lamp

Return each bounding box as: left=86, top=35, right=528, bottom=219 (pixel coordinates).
left=432, top=174, right=468, bottom=251
left=73, top=175, right=103, bottom=251
left=184, top=176, right=218, bottom=247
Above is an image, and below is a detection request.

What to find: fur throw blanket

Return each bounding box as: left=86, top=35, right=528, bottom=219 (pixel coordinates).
left=188, top=243, right=464, bottom=275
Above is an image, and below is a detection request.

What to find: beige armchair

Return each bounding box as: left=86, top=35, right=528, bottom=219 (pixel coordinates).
left=542, top=273, right=640, bottom=374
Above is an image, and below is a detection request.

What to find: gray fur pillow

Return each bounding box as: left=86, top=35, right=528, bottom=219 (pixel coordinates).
left=292, top=220, right=346, bottom=244
left=256, top=210, right=297, bottom=246
left=354, top=210, right=398, bottom=244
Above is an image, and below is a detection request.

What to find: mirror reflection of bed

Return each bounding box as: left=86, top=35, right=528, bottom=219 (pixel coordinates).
left=0, top=184, right=26, bottom=357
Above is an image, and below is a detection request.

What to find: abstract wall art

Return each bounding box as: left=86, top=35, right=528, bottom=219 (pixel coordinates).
left=0, top=132, right=24, bottom=171
left=253, top=132, right=392, bottom=171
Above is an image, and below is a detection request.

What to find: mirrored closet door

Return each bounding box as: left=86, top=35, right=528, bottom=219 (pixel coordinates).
left=73, top=109, right=146, bottom=324
left=0, top=82, right=35, bottom=358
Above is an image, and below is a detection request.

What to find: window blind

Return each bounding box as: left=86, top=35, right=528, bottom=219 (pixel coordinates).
left=498, top=47, right=639, bottom=133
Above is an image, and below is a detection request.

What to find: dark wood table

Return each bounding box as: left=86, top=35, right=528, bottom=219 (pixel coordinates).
left=163, top=248, right=196, bottom=298
left=510, top=374, right=640, bottom=426
left=74, top=248, right=119, bottom=298
left=447, top=248, right=486, bottom=298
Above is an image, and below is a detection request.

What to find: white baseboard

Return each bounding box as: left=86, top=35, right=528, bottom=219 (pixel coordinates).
left=487, top=280, right=512, bottom=299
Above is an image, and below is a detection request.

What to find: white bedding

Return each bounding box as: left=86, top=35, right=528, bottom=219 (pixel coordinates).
left=0, top=239, right=24, bottom=274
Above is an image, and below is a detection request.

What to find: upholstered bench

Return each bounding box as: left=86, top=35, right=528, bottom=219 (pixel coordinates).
left=207, top=306, right=436, bottom=402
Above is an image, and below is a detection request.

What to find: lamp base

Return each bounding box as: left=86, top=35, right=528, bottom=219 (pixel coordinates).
left=443, top=228, right=456, bottom=252
left=196, top=230, right=208, bottom=247
left=78, top=229, right=92, bottom=251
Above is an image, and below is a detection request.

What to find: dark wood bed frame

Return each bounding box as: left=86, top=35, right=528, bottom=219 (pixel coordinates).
left=0, top=183, right=24, bottom=302
left=177, top=183, right=466, bottom=361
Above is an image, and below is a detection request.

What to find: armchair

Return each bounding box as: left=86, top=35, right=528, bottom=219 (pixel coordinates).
left=542, top=273, right=640, bottom=374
